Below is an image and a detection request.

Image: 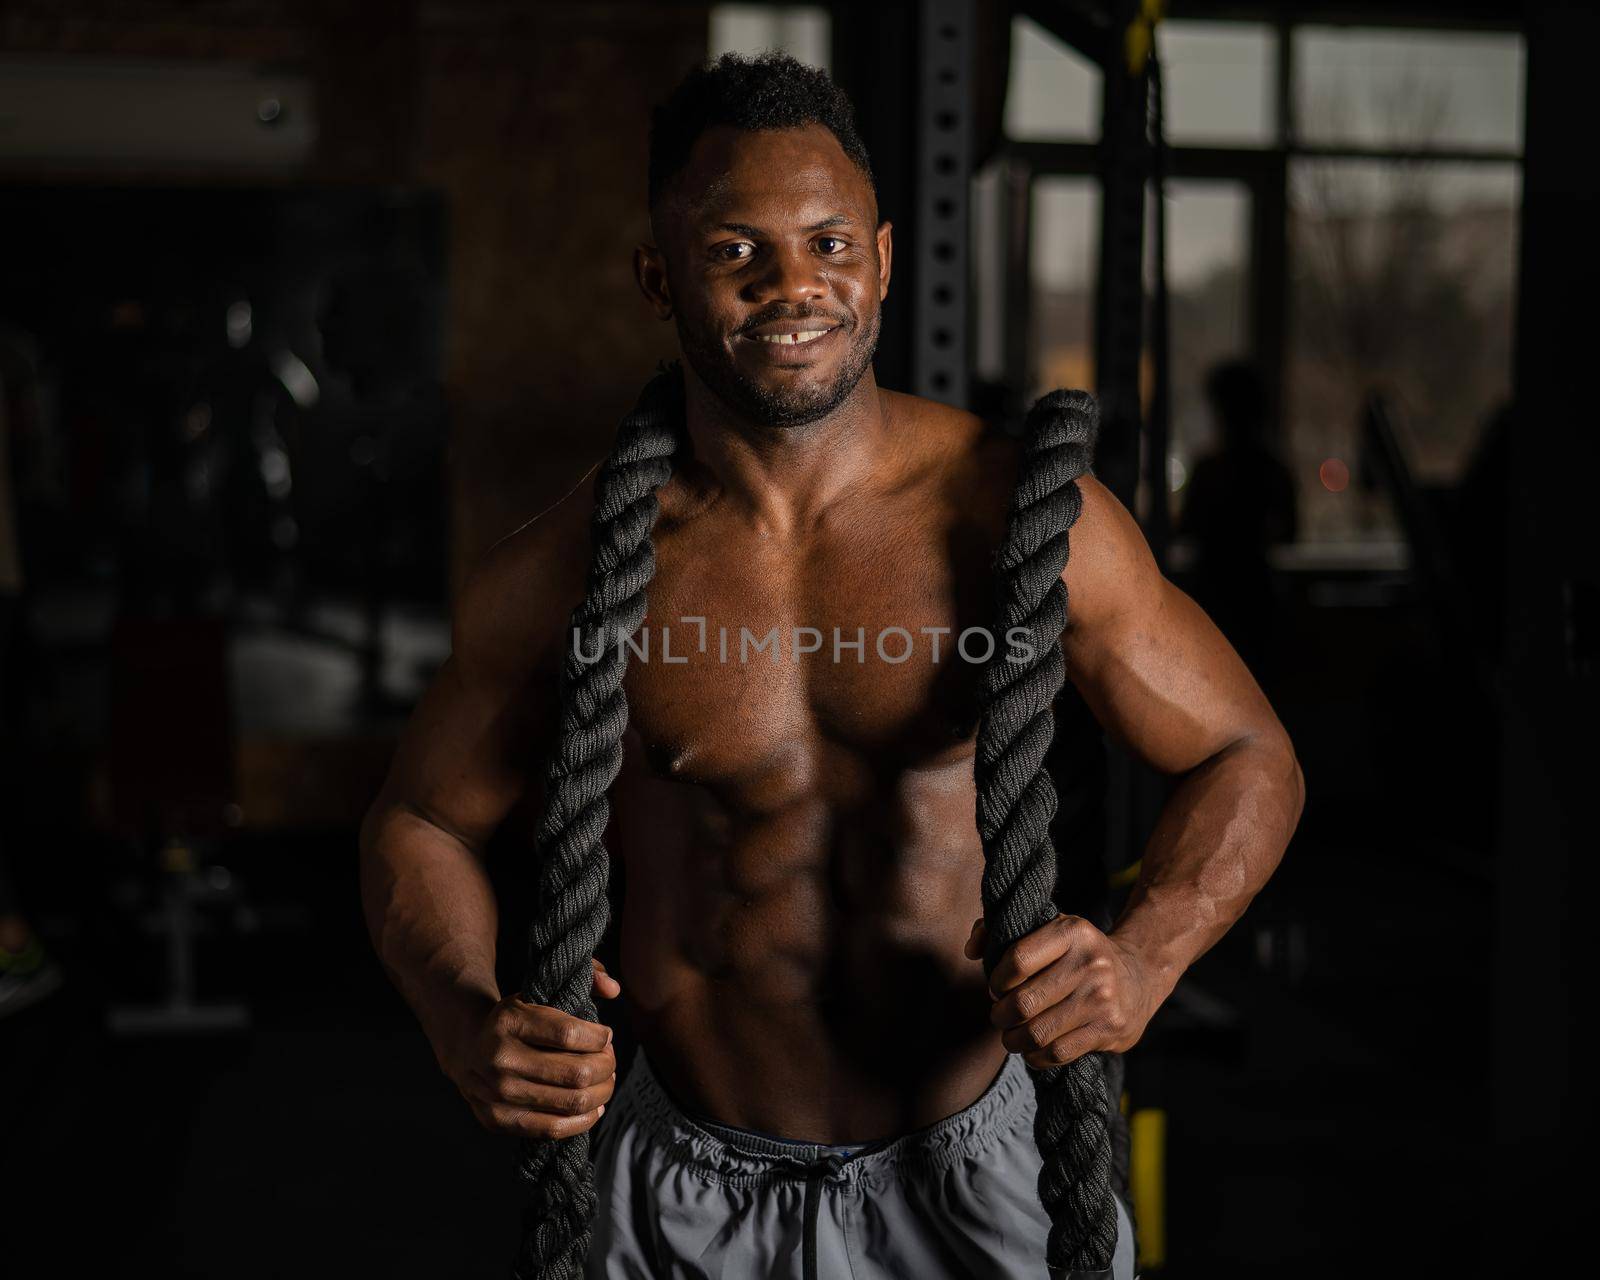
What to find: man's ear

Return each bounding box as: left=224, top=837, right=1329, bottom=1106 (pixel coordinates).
left=876, top=220, right=893, bottom=303
left=634, top=243, right=674, bottom=320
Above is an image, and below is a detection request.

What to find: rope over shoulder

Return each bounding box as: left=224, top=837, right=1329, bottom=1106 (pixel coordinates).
left=976, top=387, right=1119, bottom=1278
left=512, top=371, right=1118, bottom=1278
left=513, top=362, right=685, bottom=1280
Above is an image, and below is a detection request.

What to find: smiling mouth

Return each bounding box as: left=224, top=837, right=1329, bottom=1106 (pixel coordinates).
left=746, top=328, right=836, bottom=346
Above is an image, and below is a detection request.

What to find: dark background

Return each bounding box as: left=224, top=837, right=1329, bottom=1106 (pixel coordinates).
left=0, top=2, right=1591, bottom=1276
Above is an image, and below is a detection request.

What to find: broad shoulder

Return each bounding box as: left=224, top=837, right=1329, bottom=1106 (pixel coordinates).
left=882, top=386, right=1006, bottom=455
left=1063, top=474, right=1163, bottom=632
left=452, top=461, right=599, bottom=693
left=880, top=388, right=1158, bottom=621
left=880, top=387, right=1021, bottom=517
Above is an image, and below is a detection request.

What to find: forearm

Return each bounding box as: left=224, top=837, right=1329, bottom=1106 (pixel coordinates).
left=1109, top=732, right=1303, bottom=999
left=359, top=800, right=503, bottom=1059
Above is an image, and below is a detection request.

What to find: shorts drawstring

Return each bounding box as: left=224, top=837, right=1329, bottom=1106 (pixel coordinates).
left=801, top=1150, right=850, bottom=1280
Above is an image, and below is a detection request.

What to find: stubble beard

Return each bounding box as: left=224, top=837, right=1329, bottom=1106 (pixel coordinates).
left=675, top=305, right=882, bottom=429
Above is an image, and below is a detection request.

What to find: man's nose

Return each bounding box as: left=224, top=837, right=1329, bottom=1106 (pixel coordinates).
left=744, top=243, right=826, bottom=306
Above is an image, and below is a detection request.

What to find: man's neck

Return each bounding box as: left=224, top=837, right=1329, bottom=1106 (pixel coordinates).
left=679, top=365, right=896, bottom=541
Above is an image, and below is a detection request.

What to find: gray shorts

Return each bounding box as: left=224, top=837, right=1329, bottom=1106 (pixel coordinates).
left=586, top=1047, right=1137, bottom=1279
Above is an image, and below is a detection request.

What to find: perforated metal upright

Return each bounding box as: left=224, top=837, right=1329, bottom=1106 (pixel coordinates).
left=911, top=0, right=974, bottom=407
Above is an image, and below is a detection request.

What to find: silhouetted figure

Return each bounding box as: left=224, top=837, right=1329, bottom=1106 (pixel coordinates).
left=1178, top=361, right=1297, bottom=678
left=1446, top=401, right=1512, bottom=667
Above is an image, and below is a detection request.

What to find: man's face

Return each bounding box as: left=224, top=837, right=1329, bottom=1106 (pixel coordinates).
left=640, top=124, right=892, bottom=428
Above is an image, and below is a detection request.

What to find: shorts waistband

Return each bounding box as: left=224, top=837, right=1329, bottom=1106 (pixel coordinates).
left=613, top=1046, right=1036, bottom=1189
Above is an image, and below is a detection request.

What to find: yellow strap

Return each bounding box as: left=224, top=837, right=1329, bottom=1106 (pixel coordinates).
left=1130, top=1107, right=1167, bottom=1269
left=1108, top=857, right=1143, bottom=890
left=1124, top=0, right=1165, bottom=77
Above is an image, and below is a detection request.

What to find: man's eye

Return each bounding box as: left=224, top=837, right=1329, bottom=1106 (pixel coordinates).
left=816, top=236, right=847, bottom=254
left=717, top=243, right=754, bottom=261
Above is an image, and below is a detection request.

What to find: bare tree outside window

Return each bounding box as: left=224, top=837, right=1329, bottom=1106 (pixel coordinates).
left=1287, top=47, right=1521, bottom=544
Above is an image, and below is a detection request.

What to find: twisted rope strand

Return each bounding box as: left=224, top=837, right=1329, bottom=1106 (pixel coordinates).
left=512, top=363, right=685, bottom=1280
left=513, top=373, right=1117, bottom=1278
left=976, top=388, right=1118, bottom=1277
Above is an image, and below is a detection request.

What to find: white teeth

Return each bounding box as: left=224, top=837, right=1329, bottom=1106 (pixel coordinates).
left=754, top=329, right=829, bottom=345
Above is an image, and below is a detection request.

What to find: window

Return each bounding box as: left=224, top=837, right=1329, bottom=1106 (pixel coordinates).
left=1286, top=160, right=1519, bottom=541
left=1157, top=22, right=1277, bottom=147
left=1005, top=16, right=1101, bottom=142
left=1159, top=181, right=1253, bottom=504
left=709, top=5, right=830, bottom=70
left=997, top=12, right=1524, bottom=548
left=970, top=160, right=1008, bottom=384
left=1293, top=28, right=1524, bottom=152
left=1028, top=178, right=1100, bottom=398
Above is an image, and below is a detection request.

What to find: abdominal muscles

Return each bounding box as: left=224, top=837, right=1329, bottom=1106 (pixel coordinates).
left=611, top=736, right=999, bottom=1111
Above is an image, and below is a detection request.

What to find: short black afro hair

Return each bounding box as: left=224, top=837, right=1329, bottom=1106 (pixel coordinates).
left=647, top=51, right=876, bottom=215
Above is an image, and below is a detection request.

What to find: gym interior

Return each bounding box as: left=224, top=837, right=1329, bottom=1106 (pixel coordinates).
left=0, top=2, right=1590, bottom=1276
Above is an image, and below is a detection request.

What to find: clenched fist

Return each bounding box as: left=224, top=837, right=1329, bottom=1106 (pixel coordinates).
left=965, top=914, right=1164, bottom=1068
left=438, top=958, right=622, bottom=1140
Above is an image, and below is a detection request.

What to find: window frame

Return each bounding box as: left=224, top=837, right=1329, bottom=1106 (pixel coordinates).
left=991, top=11, right=1524, bottom=546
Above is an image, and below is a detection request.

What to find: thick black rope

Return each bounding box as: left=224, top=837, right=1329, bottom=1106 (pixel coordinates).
left=512, top=362, right=685, bottom=1280
left=512, top=369, right=1114, bottom=1277
left=977, top=387, right=1117, bottom=1277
